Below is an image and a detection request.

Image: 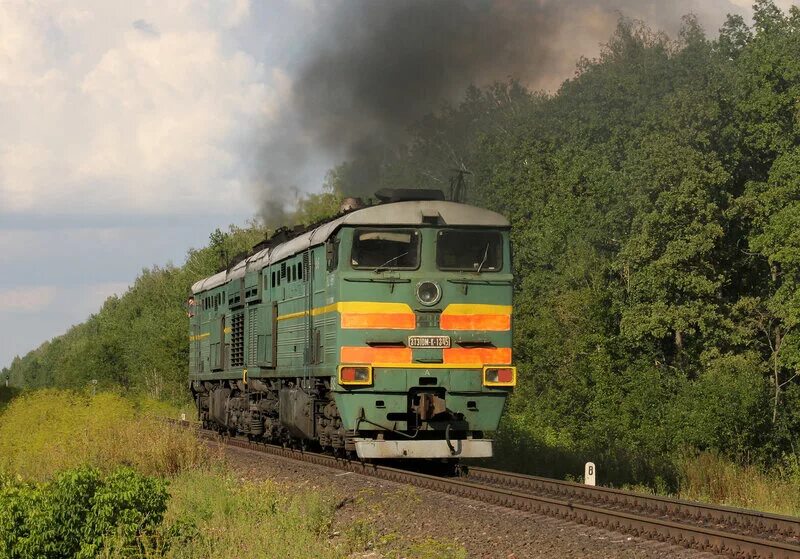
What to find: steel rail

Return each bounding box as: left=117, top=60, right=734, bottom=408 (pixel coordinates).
left=466, top=466, right=800, bottom=545
left=169, top=421, right=800, bottom=559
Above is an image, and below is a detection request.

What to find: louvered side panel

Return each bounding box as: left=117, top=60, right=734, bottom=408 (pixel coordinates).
left=247, top=307, right=258, bottom=366
left=231, top=312, right=245, bottom=367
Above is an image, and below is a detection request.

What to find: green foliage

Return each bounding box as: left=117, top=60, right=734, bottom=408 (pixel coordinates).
left=24, top=467, right=103, bottom=558
left=0, top=473, right=37, bottom=559
left=0, top=467, right=167, bottom=559
left=293, top=176, right=344, bottom=226
left=80, top=468, right=169, bottom=557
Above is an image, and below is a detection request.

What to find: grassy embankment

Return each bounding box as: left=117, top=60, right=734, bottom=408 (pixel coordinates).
left=0, top=390, right=466, bottom=559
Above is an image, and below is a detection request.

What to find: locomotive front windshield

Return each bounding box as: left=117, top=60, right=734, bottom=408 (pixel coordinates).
left=351, top=229, right=420, bottom=270
left=436, top=229, right=503, bottom=272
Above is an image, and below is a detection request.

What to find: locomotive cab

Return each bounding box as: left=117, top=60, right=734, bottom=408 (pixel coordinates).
left=328, top=219, right=514, bottom=459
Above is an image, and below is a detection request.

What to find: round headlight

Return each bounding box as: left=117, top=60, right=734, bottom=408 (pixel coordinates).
left=416, top=281, right=442, bottom=306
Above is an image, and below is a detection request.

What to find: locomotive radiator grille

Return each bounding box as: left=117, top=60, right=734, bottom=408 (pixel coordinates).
left=231, top=312, right=245, bottom=367
left=247, top=307, right=258, bottom=366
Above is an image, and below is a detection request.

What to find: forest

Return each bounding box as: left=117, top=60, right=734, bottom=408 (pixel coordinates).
left=5, top=1, right=800, bottom=489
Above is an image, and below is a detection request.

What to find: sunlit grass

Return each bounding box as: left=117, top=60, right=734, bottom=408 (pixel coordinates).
left=97, top=470, right=346, bottom=559
left=0, top=389, right=216, bottom=480
left=163, top=471, right=340, bottom=559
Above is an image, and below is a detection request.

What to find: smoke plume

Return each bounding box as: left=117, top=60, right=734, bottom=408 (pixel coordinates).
left=253, top=0, right=748, bottom=223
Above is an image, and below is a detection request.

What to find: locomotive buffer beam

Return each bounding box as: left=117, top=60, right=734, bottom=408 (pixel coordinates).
left=353, top=438, right=493, bottom=459
left=354, top=394, right=492, bottom=459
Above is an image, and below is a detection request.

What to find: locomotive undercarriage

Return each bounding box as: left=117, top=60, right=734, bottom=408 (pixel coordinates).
left=192, top=378, right=349, bottom=451
left=190, top=378, right=487, bottom=461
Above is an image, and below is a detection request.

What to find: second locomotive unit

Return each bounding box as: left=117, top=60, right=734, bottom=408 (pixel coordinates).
left=189, top=189, right=515, bottom=460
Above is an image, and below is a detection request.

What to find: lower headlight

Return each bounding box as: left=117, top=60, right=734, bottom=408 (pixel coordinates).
left=483, top=366, right=516, bottom=386
left=338, top=365, right=373, bottom=386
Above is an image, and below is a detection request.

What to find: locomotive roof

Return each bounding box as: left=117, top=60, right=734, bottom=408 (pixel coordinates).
left=191, top=200, right=509, bottom=294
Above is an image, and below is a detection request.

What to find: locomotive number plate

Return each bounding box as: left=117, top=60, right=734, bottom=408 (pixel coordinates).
left=408, top=335, right=451, bottom=348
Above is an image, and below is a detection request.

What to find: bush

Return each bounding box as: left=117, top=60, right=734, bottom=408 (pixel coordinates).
left=81, top=468, right=169, bottom=557
left=0, top=473, right=38, bottom=559
left=669, top=353, right=772, bottom=461
left=0, top=386, right=19, bottom=412
left=0, top=466, right=167, bottom=559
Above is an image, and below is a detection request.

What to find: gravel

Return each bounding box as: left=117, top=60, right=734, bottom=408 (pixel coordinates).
left=217, top=442, right=722, bottom=559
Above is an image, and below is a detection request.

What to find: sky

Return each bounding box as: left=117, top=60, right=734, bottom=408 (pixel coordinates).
left=0, top=0, right=796, bottom=369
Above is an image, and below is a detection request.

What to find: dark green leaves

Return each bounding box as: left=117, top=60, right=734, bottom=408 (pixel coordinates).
left=0, top=466, right=167, bottom=559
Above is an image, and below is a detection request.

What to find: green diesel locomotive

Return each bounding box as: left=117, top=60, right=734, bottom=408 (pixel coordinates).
left=189, top=190, right=515, bottom=460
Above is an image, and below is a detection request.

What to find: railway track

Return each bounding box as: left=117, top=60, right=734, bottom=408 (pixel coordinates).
left=170, top=420, right=800, bottom=558
left=464, top=466, right=800, bottom=557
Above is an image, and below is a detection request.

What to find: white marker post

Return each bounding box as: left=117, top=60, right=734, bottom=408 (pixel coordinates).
left=585, top=462, right=596, bottom=486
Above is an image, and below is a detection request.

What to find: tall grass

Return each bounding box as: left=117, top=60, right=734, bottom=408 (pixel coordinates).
left=0, top=389, right=215, bottom=480
left=104, top=470, right=346, bottom=559
left=494, top=418, right=800, bottom=517
left=675, top=452, right=800, bottom=516
left=0, top=390, right=352, bottom=558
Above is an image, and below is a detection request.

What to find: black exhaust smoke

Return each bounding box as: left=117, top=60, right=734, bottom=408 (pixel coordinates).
left=252, top=0, right=744, bottom=222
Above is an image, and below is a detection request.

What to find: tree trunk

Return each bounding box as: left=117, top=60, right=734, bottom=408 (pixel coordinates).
left=772, top=329, right=782, bottom=425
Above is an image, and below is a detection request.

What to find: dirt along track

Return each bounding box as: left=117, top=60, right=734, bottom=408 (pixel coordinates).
left=185, top=428, right=735, bottom=558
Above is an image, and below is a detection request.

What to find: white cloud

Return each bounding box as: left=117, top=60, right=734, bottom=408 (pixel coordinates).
left=286, top=0, right=317, bottom=15
left=224, top=0, right=252, bottom=28
left=0, top=282, right=128, bottom=318
left=0, top=225, right=146, bottom=266
left=0, top=0, right=274, bottom=217
left=0, top=229, right=45, bottom=263
left=0, top=286, right=57, bottom=312
left=0, top=282, right=124, bottom=313
left=76, top=281, right=131, bottom=311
